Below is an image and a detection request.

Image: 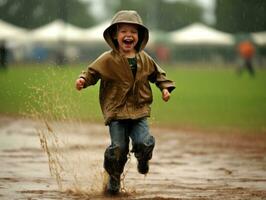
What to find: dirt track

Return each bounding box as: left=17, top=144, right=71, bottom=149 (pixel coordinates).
left=0, top=116, right=266, bottom=200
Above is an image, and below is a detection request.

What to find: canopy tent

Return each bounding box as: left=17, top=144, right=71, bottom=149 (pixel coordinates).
left=169, top=23, right=235, bottom=46
left=251, top=32, right=266, bottom=46
left=0, top=19, right=28, bottom=42
left=83, top=21, right=111, bottom=43
left=148, top=30, right=170, bottom=45
left=29, top=20, right=86, bottom=43
left=84, top=21, right=167, bottom=49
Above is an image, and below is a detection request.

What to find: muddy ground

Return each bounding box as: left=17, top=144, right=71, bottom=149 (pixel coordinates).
left=0, top=115, right=266, bottom=200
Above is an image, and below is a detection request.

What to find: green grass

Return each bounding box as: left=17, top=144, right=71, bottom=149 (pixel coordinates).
left=152, top=67, right=266, bottom=133
left=0, top=64, right=266, bottom=133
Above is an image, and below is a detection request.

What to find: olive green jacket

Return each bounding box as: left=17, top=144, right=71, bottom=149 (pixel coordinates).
left=79, top=10, right=175, bottom=124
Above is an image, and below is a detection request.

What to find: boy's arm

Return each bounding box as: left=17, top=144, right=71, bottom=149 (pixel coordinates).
left=76, top=52, right=111, bottom=90
left=78, top=52, right=112, bottom=88
left=142, top=51, right=175, bottom=93
left=78, top=67, right=100, bottom=88
left=149, top=61, right=175, bottom=93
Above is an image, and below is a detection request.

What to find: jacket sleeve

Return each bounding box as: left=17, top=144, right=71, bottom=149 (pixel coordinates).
left=148, top=56, right=175, bottom=93
left=79, top=67, right=100, bottom=88
left=79, top=53, right=108, bottom=88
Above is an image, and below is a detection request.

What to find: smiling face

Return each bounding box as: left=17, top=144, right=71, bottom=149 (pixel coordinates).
left=116, top=23, right=139, bottom=57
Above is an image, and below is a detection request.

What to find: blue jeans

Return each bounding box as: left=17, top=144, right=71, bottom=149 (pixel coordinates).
left=104, top=118, right=155, bottom=176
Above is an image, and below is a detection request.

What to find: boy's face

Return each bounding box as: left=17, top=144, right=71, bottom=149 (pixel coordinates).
left=116, top=23, right=139, bottom=55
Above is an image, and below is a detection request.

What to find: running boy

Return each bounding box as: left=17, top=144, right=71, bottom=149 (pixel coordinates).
left=75, top=10, right=175, bottom=195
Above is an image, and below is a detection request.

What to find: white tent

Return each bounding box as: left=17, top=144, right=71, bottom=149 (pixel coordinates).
left=169, top=23, right=235, bottom=46
left=0, top=19, right=28, bottom=42
left=148, top=30, right=168, bottom=44
left=251, top=32, right=266, bottom=46
left=30, top=20, right=86, bottom=43
left=83, top=21, right=168, bottom=47
left=83, top=21, right=111, bottom=43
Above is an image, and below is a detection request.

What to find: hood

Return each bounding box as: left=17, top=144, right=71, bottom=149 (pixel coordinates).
left=103, top=10, right=149, bottom=52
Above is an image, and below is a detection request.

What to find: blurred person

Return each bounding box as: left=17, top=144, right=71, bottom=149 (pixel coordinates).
left=0, top=41, right=8, bottom=69
left=56, top=50, right=65, bottom=66
left=156, top=45, right=170, bottom=63
left=237, top=40, right=256, bottom=77
left=75, top=10, right=175, bottom=195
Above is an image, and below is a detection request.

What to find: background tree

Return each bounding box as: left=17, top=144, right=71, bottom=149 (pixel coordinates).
left=215, top=0, right=266, bottom=33
left=104, top=0, right=204, bottom=31
left=155, top=0, right=203, bottom=31
left=0, top=0, right=95, bottom=29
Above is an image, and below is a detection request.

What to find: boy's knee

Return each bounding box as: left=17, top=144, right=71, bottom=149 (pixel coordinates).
left=135, top=135, right=155, bottom=149
left=104, top=144, right=128, bottom=175
left=133, top=135, right=155, bottom=161
left=105, top=144, right=128, bottom=159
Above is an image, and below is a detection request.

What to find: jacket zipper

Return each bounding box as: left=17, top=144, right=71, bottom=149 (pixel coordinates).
left=123, top=55, right=138, bottom=110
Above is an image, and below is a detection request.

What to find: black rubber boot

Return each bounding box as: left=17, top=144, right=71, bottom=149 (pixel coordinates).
left=137, top=159, right=149, bottom=174
left=134, top=136, right=155, bottom=175
left=104, top=145, right=128, bottom=195
left=106, top=174, right=120, bottom=195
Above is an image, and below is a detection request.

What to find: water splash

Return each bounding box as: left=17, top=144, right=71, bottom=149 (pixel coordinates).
left=38, top=120, right=64, bottom=190
left=23, top=66, right=107, bottom=196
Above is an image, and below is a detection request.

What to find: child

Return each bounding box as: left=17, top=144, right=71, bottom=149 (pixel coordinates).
left=75, top=10, right=175, bottom=195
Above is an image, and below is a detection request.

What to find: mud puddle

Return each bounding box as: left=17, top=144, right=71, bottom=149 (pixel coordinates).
left=0, top=115, right=266, bottom=200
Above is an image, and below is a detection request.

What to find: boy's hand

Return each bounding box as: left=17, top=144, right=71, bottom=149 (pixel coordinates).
left=75, top=78, right=85, bottom=91
left=162, top=89, right=171, bottom=102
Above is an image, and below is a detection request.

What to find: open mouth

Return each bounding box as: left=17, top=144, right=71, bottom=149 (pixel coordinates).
left=123, top=38, right=134, bottom=45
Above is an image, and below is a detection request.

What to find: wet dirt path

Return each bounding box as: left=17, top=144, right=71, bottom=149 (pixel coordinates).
left=0, top=116, right=266, bottom=200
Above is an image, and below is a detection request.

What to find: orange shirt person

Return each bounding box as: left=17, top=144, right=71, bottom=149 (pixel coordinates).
left=237, top=40, right=255, bottom=76
left=238, top=40, right=255, bottom=60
